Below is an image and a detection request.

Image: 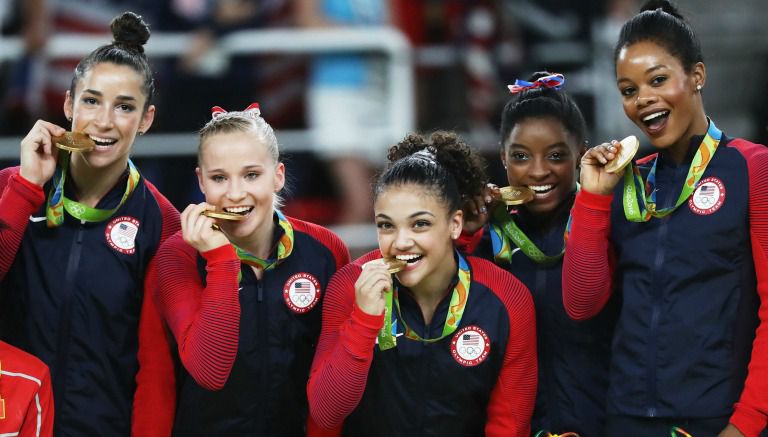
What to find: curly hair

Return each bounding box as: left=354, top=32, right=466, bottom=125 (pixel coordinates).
left=70, top=11, right=155, bottom=111
left=375, top=131, right=488, bottom=212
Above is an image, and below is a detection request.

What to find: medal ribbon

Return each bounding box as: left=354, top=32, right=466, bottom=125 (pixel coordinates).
left=46, top=151, right=140, bottom=227
left=490, top=185, right=579, bottom=265
left=377, top=252, right=471, bottom=351
left=622, top=120, right=721, bottom=222
left=232, top=210, right=294, bottom=272
left=670, top=427, right=692, bottom=437
left=490, top=206, right=564, bottom=265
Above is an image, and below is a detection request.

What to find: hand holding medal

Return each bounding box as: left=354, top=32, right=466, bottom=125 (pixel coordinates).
left=579, top=136, right=638, bottom=195
left=355, top=258, right=396, bottom=317
left=180, top=203, right=231, bottom=253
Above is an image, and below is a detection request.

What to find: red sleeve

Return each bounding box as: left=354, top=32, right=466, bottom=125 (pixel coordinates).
left=154, top=233, right=242, bottom=391
left=307, top=262, right=384, bottom=431
left=20, top=364, right=54, bottom=437
left=475, top=258, right=537, bottom=437
left=729, top=142, right=768, bottom=436
left=0, top=169, right=45, bottom=281
left=132, top=185, right=180, bottom=437
left=561, top=189, right=617, bottom=320
left=456, top=226, right=485, bottom=255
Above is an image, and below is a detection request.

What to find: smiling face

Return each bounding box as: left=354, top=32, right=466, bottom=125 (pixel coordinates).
left=616, top=40, right=708, bottom=157
left=501, top=117, right=582, bottom=217
left=375, top=183, right=462, bottom=296
left=197, top=130, right=285, bottom=246
left=64, top=62, right=154, bottom=172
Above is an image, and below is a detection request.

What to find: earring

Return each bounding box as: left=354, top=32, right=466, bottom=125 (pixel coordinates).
left=696, top=84, right=702, bottom=91
left=67, top=117, right=72, bottom=122
left=138, top=131, right=144, bottom=136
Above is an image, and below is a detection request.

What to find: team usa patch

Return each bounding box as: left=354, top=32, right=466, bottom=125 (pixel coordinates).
left=283, top=273, right=321, bottom=314
left=451, top=325, right=491, bottom=367
left=688, top=177, right=726, bottom=215
left=105, top=216, right=140, bottom=255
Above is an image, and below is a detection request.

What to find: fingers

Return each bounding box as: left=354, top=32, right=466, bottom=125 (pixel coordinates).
left=23, top=120, right=66, bottom=156
left=181, top=202, right=228, bottom=251
left=355, top=260, right=394, bottom=315
left=582, top=141, right=619, bottom=166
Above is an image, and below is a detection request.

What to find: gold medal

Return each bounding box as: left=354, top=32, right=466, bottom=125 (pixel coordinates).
left=53, top=132, right=96, bottom=152
left=384, top=258, right=407, bottom=274
left=498, top=186, right=535, bottom=205
left=201, top=210, right=247, bottom=221
left=605, top=135, right=639, bottom=174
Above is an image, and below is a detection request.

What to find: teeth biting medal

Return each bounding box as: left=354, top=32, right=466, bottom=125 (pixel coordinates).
left=53, top=132, right=96, bottom=152
left=497, top=186, right=535, bottom=205
left=383, top=258, right=407, bottom=274
left=201, top=210, right=247, bottom=221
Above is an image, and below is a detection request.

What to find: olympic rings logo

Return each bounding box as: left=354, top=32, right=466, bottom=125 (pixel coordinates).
left=458, top=345, right=481, bottom=357
left=294, top=293, right=313, bottom=305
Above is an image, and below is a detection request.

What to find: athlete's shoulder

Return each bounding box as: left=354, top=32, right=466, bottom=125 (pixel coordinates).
left=287, top=215, right=350, bottom=268
left=468, top=255, right=531, bottom=305
left=726, top=136, right=768, bottom=161
left=0, top=340, right=49, bottom=378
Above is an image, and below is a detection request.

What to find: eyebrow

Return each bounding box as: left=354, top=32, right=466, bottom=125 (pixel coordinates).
left=376, top=211, right=436, bottom=220
left=82, top=89, right=137, bottom=102
left=509, top=141, right=570, bottom=151
left=617, top=64, right=667, bottom=83
left=205, top=164, right=265, bottom=174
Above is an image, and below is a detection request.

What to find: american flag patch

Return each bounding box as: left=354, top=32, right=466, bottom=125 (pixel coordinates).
left=294, top=282, right=310, bottom=293
left=463, top=334, right=479, bottom=346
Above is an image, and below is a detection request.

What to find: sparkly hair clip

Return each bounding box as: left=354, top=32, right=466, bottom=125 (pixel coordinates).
left=210, top=103, right=262, bottom=121
left=508, top=73, right=565, bottom=94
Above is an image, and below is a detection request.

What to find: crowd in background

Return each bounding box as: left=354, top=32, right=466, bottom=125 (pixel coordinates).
left=1, top=0, right=767, bottom=227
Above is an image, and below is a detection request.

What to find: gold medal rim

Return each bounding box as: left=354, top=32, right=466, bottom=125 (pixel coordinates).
left=605, top=135, right=639, bottom=174
left=201, top=210, right=247, bottom=221
left=498, top=186, right=535, bottom=205
left=53, top=132, right=96, bottom=152
left=384, top=258, right=407, bottom=274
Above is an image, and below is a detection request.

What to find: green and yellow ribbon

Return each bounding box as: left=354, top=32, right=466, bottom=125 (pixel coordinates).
left=623, top=120, right=722, bottom=222
left=46, top=151, right=140, bottom=227
left=377, top=252, right=471, bottom=351
left=233, top=210, right=294, bottom=273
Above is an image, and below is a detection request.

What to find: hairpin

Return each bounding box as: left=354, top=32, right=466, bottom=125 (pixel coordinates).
left=508, top=73, right=565, bottom=94
left=210, top=103, right=261, bottom=120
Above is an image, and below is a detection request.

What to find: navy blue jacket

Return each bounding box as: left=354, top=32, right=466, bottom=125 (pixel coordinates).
left=469, top=197, right=617, bottom=437
left=0, top=167, right=179, bottom=436
left=155, top=217, right=349, bottom=436
left=563, top=131, right=768, bottom=435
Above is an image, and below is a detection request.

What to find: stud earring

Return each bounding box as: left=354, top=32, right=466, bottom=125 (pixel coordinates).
left=67, top=117, right=72, bottom=122
left=696, top=84, right=702, bottom=91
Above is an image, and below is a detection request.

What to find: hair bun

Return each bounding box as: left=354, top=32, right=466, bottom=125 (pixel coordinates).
left=526, top=71, right=555, bottom=83
left=640, top=0, right=684, bottom=20
left=110, top=11, right=150, bottom=53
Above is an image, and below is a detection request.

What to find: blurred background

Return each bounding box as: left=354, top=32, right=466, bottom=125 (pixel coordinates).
left=1, top=0, right=767, bottom=255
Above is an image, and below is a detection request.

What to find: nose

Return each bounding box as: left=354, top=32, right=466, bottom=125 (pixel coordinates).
left=94, top=105, right=115, bottom=129
left=392, top=228, right=413, bottom=252
left=226, top=178, right=246, bottom=202
left=635, top=85, right=657, bottom=108
left=528, top=156, right=551, bottom=180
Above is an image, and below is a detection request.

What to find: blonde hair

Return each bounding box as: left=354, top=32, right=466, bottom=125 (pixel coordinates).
left=197, top=106, right=284, bottom=208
